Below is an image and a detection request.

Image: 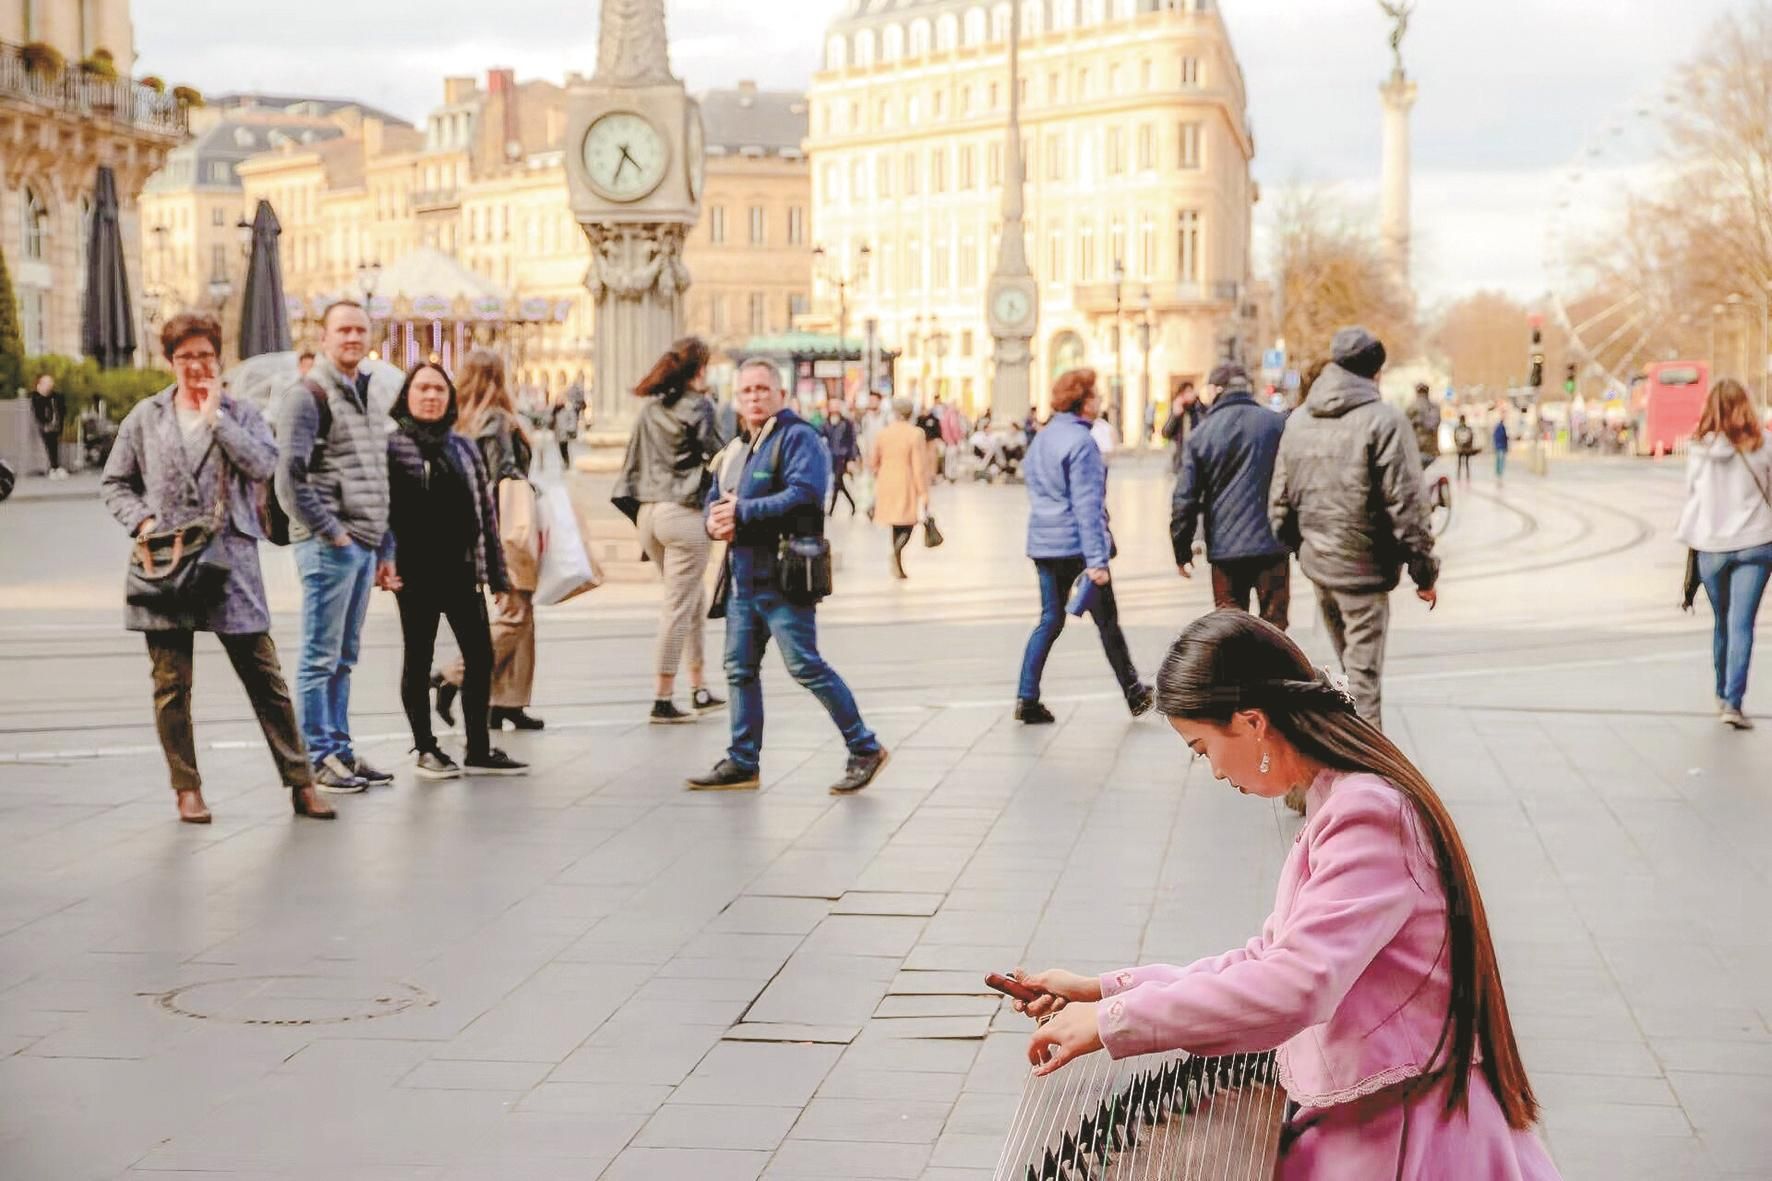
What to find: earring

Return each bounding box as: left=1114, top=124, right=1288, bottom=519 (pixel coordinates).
left=1259, top=751, right=1270, bottom=775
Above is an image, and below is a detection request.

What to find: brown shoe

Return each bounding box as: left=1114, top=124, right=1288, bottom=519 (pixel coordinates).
left=176, top=788, right=212, bottom=825
left=292, top=784, right=336, bottom=819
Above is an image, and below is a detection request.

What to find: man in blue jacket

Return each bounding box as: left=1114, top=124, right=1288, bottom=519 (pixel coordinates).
left=1171, top=362, right=1291, bottom=629
left=687, top=359, right=888, bottom=794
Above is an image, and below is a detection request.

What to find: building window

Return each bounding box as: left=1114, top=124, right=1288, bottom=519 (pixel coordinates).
left=961, top=85, right=973, bottom=114
left=1110, top=217, right=1126, bottom=273
left=933, top=90, right=945, bottom=119
left=749, top=292, right=767, bottom=333
left=710, top=295, right=727, bottom=334
left=1076, top=68, right=1089, bottom=98
left=1141, top=58, right=1153, bottom=90
left=907, top=236, right=922, bottom=291
left=788, top=205, right=806, bottom=245
left=959, top=235, right=977, bottom=284
left=1180, top=56, right=1200, bottom=86
left=1044, top=133, right=1063, bottom=181
left=211, top=207, right=226, bottom=227
left=904, top=152, right=919, bottom=196
left=1048, top=72, right=1061, bottom=103
left=959, top=144, right=976, bottom=189
left=21, top=187, right=47, bottom=261
left=710, top=206, right=726, bottom=244
left=211, top=244, right=228, bottom=281
left=1107, top=126, right=1128, bottom=174
left=1177, top=209, right=1201, bottom=283
left=930, top=148, right=947, bottom=193
left=1178, top=120, right=1202, bottom=169
left=20, top=288, right=46, bottom=354
left=878, top=153, right=895, bottom=198
left=961, top=329, right=975, bottom=357
left=1078, top=223, right=1095, bottom=280
left=749, top=206, right=766, bottom=246
left=1137, top=123, right=1155, bottom=170
left=790, top=292, right=809, bottom=320
left=988, top=142, right=1004, bottom=186
left=989, top=81, right=999, bottom=109
left=1108, top=63, right=1122, bottom=94
left=933, top=246, right=949, bottom=290
left=1047, top=226, right=1065, bottom=281
left=1139, top=213, right=1155, bottom=277
left=851, top=158, right=867, bottom=201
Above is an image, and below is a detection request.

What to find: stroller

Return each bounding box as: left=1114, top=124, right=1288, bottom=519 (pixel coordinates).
left=970, top=424, right=1028, bottom=482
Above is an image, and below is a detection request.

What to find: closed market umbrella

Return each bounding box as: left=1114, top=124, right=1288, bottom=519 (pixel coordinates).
left=80, top=166, right=136, bottom=369
left=237, top=200, right=292, bottom=360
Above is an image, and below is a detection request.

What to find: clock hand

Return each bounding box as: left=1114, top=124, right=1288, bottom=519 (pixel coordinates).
left=611, top=153, right=631, bottom=183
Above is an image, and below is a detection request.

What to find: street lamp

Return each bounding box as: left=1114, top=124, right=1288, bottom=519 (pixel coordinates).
left=813, top=241, right=870, bottom=400
left=209, top=275, right=234, bottom=324
left=1138, top=286, right=1153, bottom=444
left=357, top=260, right=383, bottom=354
left=1110, top=258, right=1126, bottom=435
left=235, top=215, right=253, bottom=259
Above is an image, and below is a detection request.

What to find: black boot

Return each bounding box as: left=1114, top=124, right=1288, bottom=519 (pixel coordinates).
left=431, top=672, right=458, bottom=727
left=491, top=707, right=544, bottom=731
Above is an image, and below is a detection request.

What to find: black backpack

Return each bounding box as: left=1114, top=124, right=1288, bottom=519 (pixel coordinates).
left=265, top=379, right=332, bottom=546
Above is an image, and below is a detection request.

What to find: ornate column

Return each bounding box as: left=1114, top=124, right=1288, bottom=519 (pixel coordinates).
left=986, top=1, right=1037, bottom=422
left=1378, top=70, right=1417, bottom=302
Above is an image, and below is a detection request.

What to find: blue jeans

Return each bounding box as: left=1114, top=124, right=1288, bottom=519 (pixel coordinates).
left=1017, top=556, right=1140, bottom=703
left=1697, top=542, right=1772, bottom=710
left=724, top=584, right=879, bottom=772
left=1494, top=450, right=1507, bottom=479
left=293, top=537, right=377, bottom=765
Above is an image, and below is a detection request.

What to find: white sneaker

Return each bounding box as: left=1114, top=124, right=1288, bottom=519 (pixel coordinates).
left=315, top=753, right=368, bottom=793
left=1721, top=708, right=1754, bottom=731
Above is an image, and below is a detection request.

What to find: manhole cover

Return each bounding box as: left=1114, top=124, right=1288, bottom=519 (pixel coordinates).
left=155, top=976, right=435, bottom=1026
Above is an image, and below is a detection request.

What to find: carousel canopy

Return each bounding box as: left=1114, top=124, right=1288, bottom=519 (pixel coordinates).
left=377, top=247, right=508, bottom=305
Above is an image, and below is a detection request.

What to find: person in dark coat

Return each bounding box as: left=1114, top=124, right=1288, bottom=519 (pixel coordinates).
left=1171, top=362, right=1291, bottom=630
left=376, top=363, right=527, bottom=779
left=1161, top=380, right=1204, bottom=473
left=101, top=312, right=334, bottom=824
left=823, top=400, right=861, bottom=515
left=29, top=373, right=67, bottom=478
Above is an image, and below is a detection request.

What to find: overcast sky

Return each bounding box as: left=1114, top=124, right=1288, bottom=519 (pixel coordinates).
left=136, top=0, right=1743, bottom=306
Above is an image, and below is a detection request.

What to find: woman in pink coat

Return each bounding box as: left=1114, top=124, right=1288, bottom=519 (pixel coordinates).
left=1014, top=610, right=1560, bottom=1179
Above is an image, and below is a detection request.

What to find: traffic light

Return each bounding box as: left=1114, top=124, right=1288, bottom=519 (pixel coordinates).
left=1564, top=363, right=1577, bottom=395
left=1528, top=322, right=1544, bottom=388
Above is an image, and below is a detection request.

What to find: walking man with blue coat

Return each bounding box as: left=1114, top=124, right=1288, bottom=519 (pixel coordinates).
left=687, top=359, right=889, bottom=795
left=1171, top=362, right=1291, bottom=629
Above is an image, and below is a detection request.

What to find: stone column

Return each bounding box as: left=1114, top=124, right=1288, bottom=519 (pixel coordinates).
left=1379, top=71, right=1417, bottom=300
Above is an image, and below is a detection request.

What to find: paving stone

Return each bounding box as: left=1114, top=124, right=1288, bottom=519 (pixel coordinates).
left=874, top=994, right=1001, bottom=1019
left=764, top=1137, right=933, bottom=1177
left=400, top=1058, right=554, bottom=1092
left=833, top=892, right=947, bottom=916
left=671, top=1041, right=844, bottom=1108
left=791, top=1096, right=954, bottom=1144
left=636, top=1103, right=800, bottom=1151
left=723, top=1023, right=860, bottom=1044
left=597, top=1146, right=769, bottom=1181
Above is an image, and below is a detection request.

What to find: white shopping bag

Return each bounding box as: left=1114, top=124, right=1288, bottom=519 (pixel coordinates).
left=532, top=446, right=603, bottom=605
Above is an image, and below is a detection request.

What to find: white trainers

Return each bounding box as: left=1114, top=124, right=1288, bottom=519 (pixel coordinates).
left=315, top=753, right=368, bottom=793
left=1721, top=708, right=1754, bottom=731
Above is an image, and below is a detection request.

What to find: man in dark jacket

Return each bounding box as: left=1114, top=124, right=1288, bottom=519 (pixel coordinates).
left=1161, top=380, right=1204, bottom=473
left=822, top=401, right=860, bottom=515
left=1269, top=327, right=1439, bottom=729
left=29, top=374, right=67, bottom=479
left=1171, top=363, right=1290, bottom=629
left=689, top=359, right=888, bottom=795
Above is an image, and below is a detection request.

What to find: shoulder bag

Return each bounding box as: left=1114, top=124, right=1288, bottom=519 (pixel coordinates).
left=265, top=379, right=331, bottom=546
left=769, top=422, right=833, bottom=606
left=127, top=442, right=233, bottom=618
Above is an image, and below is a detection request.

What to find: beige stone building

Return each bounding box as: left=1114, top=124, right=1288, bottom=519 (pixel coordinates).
left=808, top=0, right=1257, bottom=433
left=140, top=70, right=811, bottom=405
left=1, top=0, right=185, bottom=364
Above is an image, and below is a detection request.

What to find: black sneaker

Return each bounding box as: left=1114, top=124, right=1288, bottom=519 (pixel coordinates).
left=685, top=759, right=761, bottom=791
left=431, top=672, right=458, bottom=727
left=351, top=755, right=395, bottom=785
left=1125, top=682, right=1154, bottom=718
left=650, top=700, right=697, bottom=725
left=315, top=754, right=367, bottom=794
left=691, top=687, right=727, bottom=713
left=830, top=748, right=890, bottom=795
left=414, top=747, right=461, bottom=781
left=464, top=747, right=529, bottom=776
left=491, top=707, right=545, bottom=731
left=1015, top=699, right=1056, bottom=725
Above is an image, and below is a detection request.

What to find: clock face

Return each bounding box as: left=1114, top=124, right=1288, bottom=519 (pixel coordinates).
left=993, top=287, right=1031, bottom=327
left=581, top=110, right=670, bottom=203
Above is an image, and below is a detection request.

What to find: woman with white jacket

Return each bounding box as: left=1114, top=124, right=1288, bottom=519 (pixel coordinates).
left=1676, top=378, right=1772, bottom=729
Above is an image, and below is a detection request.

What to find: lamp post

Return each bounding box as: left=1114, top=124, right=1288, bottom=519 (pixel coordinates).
left=1139, top=286, right=1153, bottom=446
left=1111, top=258, right=1125, bottom=436
left=813, top=241, right=870, bottom=403
left=357, top=259, right=382, bottom=355
left=208, top=275, right=234, bottom=333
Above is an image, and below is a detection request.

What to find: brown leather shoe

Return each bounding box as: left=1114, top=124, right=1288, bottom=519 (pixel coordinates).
left=176, top=789, right=212, bottom=825
left=292, top=784, right=336, bottom=820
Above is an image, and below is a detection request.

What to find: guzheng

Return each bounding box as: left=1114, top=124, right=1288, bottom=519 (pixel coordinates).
left=993, top=1046, right=1285, bottom=1180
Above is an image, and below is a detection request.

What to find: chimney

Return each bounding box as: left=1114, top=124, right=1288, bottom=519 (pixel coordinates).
left=362, top=117, right=383, bottom=158
left=487, top=68, right=521, bottom=161
left=443, top=75, right=477, bottom=105
left=738, top=78, right=757, bottom=108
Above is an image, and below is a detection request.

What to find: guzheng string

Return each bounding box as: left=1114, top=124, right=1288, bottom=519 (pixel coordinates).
left=996, top=1047, right=1283, bottom=1180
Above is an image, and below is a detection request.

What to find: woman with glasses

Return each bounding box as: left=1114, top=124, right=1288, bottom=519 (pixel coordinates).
left=101, top=313, right=334, bottom=824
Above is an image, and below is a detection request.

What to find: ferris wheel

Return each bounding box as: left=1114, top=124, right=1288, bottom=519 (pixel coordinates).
left=1545, top=93, right=1683, bottom=390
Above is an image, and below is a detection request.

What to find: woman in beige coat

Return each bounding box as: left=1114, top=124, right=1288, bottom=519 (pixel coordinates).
left=868, top=397, right=933, bottom=579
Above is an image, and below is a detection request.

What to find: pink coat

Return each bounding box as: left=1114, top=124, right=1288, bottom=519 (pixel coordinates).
left=1096, top=771, right=1559, bottom=1180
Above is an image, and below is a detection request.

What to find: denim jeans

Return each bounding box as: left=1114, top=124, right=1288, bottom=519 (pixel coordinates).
left=1697, top=542, right=1772, bottom=710
left=293, top=537, right=377, bottom=765
left=1016, top=556, right=1140, bottom=703
left=724, top=584, right=879, bottom=772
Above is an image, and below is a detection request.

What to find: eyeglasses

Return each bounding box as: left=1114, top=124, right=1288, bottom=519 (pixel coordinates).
left=170, top=351, right=219, bottom=366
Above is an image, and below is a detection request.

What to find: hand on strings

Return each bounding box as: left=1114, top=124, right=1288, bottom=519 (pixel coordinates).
left=1027, top=1000, right=1103, bottom=1076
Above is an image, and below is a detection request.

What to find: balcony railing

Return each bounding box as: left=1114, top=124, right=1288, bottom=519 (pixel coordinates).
left=0, top=42, right=188, bottom=138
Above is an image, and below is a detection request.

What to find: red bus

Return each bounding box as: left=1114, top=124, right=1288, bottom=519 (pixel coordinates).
left=1635, top=361, right=1709, bottom=455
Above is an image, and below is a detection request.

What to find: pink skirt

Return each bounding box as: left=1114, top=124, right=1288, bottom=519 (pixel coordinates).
left=1278, top=1072, right=1560, bottom=1180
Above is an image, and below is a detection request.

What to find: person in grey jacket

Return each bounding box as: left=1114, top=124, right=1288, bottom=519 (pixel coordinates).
left=1268, top=327, right=1439, bottom=729
left=612, top=337, right=726, bottom=724
left=104, top=313, right=334, bottom=824
left=275, top=300, right=392, bottom=792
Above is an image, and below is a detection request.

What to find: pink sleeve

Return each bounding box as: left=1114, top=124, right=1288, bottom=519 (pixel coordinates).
left=1099, top=930, right=1272, bottom=998
left=1097, top=785, right=1424, bottom=1060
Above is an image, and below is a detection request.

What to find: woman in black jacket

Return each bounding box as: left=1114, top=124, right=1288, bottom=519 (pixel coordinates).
left=375, top=363, right=527, bottom=778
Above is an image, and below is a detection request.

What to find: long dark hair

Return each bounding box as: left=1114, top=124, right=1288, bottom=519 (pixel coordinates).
left=1155, top=610, right=1539, bottom=1131
left=635, top=336, right=710, bottom=405
left=392, top=362, right=458, bottom=431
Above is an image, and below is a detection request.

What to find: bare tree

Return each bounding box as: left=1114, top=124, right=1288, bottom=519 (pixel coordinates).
left=1272, top=187, right=1415, bottom=375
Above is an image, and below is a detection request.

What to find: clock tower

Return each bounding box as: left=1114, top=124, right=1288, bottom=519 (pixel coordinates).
left=986, top=2, right=1037, bottom=423
left=565, top=0, right=705, bottom=426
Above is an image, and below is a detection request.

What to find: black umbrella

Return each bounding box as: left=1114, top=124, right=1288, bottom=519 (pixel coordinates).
left=237, top=199, right=291, bottom=360
left=80, top=166, right=136, bottom=369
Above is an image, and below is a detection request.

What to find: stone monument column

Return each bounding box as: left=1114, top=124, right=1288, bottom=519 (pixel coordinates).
left=985, top=2, right=1038, bottom=422
left=1379, top=71, right=1417, bottom=300
left=565, top=0, right=704, bottom=428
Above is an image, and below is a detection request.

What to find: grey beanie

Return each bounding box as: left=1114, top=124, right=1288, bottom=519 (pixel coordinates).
left=1331, top=326, right=1386, bottom=379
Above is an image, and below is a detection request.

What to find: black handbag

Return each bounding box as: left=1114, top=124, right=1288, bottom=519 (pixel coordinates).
left=1682, top=548, right=1700, bottom=612
left=922, top=514, right=945, bottom=548
left=776, top=535, right=833, bottom=606
left=126, top=445, right=233, bottom=618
